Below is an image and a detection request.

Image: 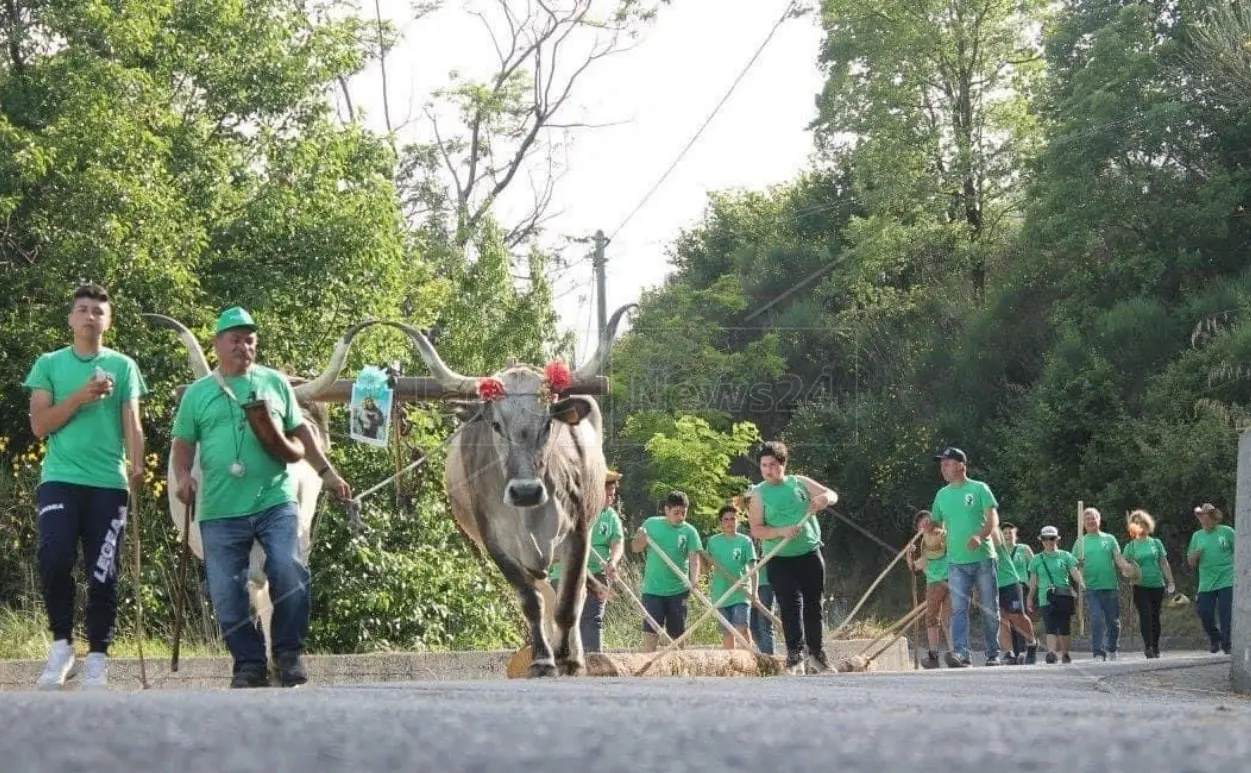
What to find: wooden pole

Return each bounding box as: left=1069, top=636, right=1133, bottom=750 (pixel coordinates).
left=830, top=531, right=922, bottom=639
left=698, top=549, right=783, bottom=630
left=642, top=533, right=755, bottom=652
left=1077, top=500, right=1086, bottom=637
left=910, top=564, right=921, bottom=668
left=635, top=511, right=818, bottom=674
left=174, top=375, right=612, bottom=405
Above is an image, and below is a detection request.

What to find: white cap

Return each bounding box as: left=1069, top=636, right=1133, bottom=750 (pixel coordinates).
left=1040, top=525, right=1059, bottom=538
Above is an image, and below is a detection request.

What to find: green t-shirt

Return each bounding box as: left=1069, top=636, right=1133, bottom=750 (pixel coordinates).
left=706, top=532, right=756, bottom=607
left=171, top=366, right=303, bottom=521
left=924, top=551, right=949, bottom=585
left=1008, top=543, right=1034, bottom=583
left=588, top=507, right=625, bottom=574
left=640, top=515, right=703, bottom=597
left=995, top=542, right=1021, bottom=588
left=1121, top=537, right=1167, bottom=589
left=929, top=479, right=999, bottom=565
left=1189, top=525, right=1236, bottom=592
left=752, top=476, right=821, bottom=558
left=1028, top=550, right=1078, bottom=608
left=550, top=507, right=624, bottom=582
left=22, top=346, right=148, bottom=491
left=1073, top=532, right=1121, bottom=591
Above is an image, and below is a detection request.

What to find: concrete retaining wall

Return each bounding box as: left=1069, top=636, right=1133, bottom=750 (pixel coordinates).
left=0, top=637, right=912, bottom=691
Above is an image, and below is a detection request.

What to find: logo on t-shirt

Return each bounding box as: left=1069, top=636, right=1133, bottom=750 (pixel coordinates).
left=964, top=493, right=974, bottom=507
left=677, top=535, right=688, bottom=550
left=598, top=522, right=608, bottom=536
left=733, top=547, right=743, bottom=562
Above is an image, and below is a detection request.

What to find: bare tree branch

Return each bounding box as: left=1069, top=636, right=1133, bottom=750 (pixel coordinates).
left=400, top=0, right=656, bottom=254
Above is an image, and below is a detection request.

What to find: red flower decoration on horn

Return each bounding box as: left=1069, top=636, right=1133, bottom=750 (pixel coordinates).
left=543, top=360, right=572, bottom=395
left=477, top=377, right=506, bottom=402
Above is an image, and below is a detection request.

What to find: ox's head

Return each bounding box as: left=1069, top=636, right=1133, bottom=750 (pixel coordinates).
left=393, top=305, right=636, bottom=510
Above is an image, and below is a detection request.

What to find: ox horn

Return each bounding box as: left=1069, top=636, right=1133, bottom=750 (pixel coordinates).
left=379, top=322, right=480, bottom=396
left=143, top=313, right=212, bottom=379
left=291, top=320, right=390, bottom=400
left=571, top=303, right=638, bottom=385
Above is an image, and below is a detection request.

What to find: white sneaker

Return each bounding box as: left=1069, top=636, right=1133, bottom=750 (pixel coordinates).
left=36, top=639, right=76, bottom=690
left=80, top=653, right=109, bottom=691
left=1108, top=652, right=1117, bottom=662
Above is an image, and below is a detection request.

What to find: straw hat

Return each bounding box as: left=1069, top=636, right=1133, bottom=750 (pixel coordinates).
left=605, top=469, right=622, bottom=484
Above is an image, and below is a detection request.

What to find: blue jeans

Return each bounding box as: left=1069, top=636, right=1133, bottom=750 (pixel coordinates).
left=1197, top=586, right=1233, bottom=651
left=750, top=584, right=776, bottom=655
left=1086, top=588, right=1121, bottom=655
left=948, top=558, right=1000, bottom=661
left=200, top=501, right=309, bottom=670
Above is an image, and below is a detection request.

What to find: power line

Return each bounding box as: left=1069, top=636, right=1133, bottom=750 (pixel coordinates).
left=607, top=0, right=800, bottom=241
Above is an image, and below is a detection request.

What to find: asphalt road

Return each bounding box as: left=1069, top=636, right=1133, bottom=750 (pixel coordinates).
left=2, top=651, right=1247, bottom=773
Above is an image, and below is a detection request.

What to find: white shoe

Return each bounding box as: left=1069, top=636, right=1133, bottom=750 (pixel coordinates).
left=80, top=653, right=109, bottom=691
left=36, top=640, right=76, bottom=690
left=1108, top=652, right=1117, bottom=662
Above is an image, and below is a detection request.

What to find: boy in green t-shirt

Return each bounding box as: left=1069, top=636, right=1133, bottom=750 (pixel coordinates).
left=22, top=284, right=149, bottom=691
left=703, top=504, right=758, bottom=650
left=1188, top=503, right=1235, bottom=654
left=631, top=490, right=703, bottom=652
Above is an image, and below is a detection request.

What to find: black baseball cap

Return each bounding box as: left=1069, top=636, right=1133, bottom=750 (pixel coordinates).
left=933, top=447, right=968, bottom=463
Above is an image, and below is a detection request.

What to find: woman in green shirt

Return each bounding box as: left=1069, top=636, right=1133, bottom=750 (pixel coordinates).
left=1121, top=509, right=1175, bottom=659
left=1188, top=503, right=1235, bottom=654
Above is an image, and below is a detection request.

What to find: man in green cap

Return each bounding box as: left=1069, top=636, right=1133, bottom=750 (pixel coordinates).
left=170, top=306, right=351, bottom=687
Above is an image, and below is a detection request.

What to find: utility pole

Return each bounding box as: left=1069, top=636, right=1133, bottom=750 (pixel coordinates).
left=592, top=229, right=608, bottom=373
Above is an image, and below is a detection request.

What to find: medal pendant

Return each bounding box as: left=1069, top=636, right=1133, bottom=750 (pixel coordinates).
left=231, top=461, right=246, bottom=478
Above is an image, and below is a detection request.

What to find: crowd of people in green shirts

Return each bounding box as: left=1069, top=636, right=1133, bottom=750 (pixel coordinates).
left=557, top=442, right=1238, bottom=673
left=909, top=448, right=1235, bottom=667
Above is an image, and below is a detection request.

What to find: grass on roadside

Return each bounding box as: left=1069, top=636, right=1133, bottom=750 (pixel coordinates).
left=0, top=605, right=222, bottom=660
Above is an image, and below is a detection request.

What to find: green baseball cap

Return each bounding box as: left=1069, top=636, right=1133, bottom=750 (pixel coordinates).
left=215, top=306, right=257, bottom=335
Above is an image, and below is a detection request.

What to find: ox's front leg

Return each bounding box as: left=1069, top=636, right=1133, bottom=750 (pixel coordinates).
left=481, top=540, right=557, bottom=678
left=553, top=520, right=591, bottom=676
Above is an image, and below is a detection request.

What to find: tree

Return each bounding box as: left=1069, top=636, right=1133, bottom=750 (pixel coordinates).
left=622, top=414, right=761, bottom=532
left=396, top=0, right=666, bottom=252
left=813, top=0, right=1046, bottom=297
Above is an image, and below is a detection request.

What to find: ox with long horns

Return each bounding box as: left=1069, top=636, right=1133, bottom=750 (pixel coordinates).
left=407, top=304, right=636, bottom=677
left=144, top=312, right=383, bottom=676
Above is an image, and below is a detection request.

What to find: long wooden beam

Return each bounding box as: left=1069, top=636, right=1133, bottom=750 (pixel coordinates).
left=173, top=375, right=612, bottom=404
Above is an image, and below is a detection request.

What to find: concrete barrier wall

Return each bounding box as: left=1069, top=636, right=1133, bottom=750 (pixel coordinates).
left=1232, top=430, right=1251, bottom=693
left=0, top=637, right=912, bottom=691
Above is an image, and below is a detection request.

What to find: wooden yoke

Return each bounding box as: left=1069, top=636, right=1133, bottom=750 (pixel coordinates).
left=174, top=375, right=612, bottom=404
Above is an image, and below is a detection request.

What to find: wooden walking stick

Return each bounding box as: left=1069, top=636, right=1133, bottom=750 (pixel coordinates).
left=1076, top=500, right=1085, bottom=636
left=910, top=563, right=921, bottom=668
left=129, top=485, right=149, bottom=689
left=171, top=496, right=194, bottom=673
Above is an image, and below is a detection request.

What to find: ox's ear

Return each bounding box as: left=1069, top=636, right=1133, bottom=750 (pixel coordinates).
left=549, top=396, right=593, bottom=426
left=449, top=400, right=485, bottom=424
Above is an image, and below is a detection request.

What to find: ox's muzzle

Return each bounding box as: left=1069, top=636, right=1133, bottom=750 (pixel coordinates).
left=504, top=478, right=548, bottom=509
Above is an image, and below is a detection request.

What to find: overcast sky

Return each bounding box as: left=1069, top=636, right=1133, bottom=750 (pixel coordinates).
left=342, top=0, right=826, bottom=362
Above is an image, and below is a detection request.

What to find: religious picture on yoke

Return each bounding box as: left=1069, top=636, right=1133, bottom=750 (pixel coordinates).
left=350, top=365, right=393, bottom=448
